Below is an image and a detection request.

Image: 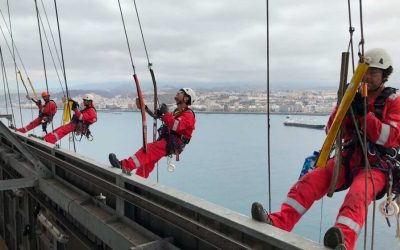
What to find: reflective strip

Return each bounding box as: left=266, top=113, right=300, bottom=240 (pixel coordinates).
left=131, top=155, right=140, bottom=168
left=172, top=120, right=179, bottom=131
left=79, top=114, right=83, bottom=120
left=283, top=197, right=307, bottom=215
left=376, top=123, right=390, bottom=145
left=53, top=132, right=60, bottom=141
left=337, top=216, right=361, bottom=235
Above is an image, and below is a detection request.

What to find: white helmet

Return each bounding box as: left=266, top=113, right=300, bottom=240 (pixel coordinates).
left=364, top=48, right=392, bottom=70
left=83, top=94, right=94, bottom=101
left=181, top=87, right=196, bottom=105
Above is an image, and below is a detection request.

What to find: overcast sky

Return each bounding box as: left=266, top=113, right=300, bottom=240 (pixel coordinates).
left=1, top=0, right=400, bottom=92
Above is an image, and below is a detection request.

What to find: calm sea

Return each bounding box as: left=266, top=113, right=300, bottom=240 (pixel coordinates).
left=2, top=108, right=398, bottom=250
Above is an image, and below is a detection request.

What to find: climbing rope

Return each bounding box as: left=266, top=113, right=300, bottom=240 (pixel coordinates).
left=265, top=0, right=272, bottom=214
left=117, top=0, right=148, bottom=160
left=53, top=0, right=76, bottom=152
left=132, top=0, right=160, bottom=181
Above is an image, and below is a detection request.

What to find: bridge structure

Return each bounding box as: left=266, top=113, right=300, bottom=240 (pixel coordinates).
left=0, top=121, right=328, bottom=250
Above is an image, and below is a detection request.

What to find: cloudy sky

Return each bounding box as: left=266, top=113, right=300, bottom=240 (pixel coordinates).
left=0, top=0, right=400, bottom=92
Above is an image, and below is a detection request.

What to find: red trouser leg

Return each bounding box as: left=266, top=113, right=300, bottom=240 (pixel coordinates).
left=335, top=169, right=386, bottom=250
left=17, top=117, right=42, bottom=133
left=44, top=123, right=76, bottom=144
left=122, top=139, right=167, bottom=178
left=269, top=159, right=346, bottom=231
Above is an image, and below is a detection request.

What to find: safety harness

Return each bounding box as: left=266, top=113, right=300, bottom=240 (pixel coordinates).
left=37, top=99, right=57, bottom=134
left=157, top=108, right=195, bottom=161
left=72, top=106, right=97, bottom=141
left=337, top=87, right=400, bottom=198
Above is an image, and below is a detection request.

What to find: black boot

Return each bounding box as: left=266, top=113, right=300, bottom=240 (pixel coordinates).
left=324, top=226, right=346, bottom=249
left=109, top=153, right=121, bottom=169
left=251, top=202, right=273, bottom=225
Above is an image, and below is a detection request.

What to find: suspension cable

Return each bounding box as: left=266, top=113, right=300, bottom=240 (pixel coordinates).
left=265, top=0, right=272, bottom=213
left=3, top=1, right=24, bottom=127
left=0, top=46, right=16, bottom=126
left=53, top=0, right=76, bottom=152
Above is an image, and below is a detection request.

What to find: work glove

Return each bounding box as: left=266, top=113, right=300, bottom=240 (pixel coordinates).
left=155, top=103, right=168, bottom=119
left=26, top=94, right=31, bottom=100
left=36, top=99, right=42, bottom=106
left=71, top=100, right=79, bottom=110
left=351, top=92, right=368, bottom=117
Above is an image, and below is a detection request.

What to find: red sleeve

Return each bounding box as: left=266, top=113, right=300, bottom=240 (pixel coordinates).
left=361, top=93, right=400, bottom=148
left=162, top=110, right=196, bottom=139
left=74, top=108, right=97, bottom=124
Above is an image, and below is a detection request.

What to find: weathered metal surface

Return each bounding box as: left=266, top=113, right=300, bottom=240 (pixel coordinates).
left=0, top=122, right=329, bottom=250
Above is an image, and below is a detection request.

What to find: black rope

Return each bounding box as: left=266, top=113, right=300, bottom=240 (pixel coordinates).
left=53, top=0, right=76, bottom=152
left=131, top=0, right=160, bottom=181
left=265, top=0, right=271, bottom=213
left=38, top=12, right=65, bottom=96
left=132, top=0, right=150, bottom=67
left=117, top=0, right=136, bottom=74
left=34, top=0, right=50, bottom=97
left=40, top=0, right=64, bottom=76
left=346, top=0, right=355, bottom=72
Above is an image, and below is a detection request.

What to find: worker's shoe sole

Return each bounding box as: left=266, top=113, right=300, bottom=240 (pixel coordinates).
left=324, top=226, right=346, bottom=249
left=109, top=153, right=122, bottom=169
left=251, top=202, right=273, bottom=225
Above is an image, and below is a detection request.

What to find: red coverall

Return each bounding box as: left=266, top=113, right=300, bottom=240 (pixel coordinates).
left=43, top=107, right=97, bottom=144
left=121, top=109, right=196, bottom=178
left=269, top=92, right=400, bottom=250
left=17, top=100, right=57, bottom=133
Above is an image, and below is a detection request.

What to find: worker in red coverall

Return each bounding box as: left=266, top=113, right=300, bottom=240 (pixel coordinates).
left=109, top=88, right=196, bottom=178
left=44, top=94, right=97, bottom=144
left=251, top=48, right=400, bottom=250
left=14, top=91, right=57, bottom=134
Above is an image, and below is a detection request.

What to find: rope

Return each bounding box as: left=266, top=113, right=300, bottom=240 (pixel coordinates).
left=117, top=0, right=136, bottom=74
left=265, top=0, right=272, bottom=213
left=38, top=12, right=65, bottom=96
left=34, top=0, right=55, bottom=133
left=53, top=0, right=76, bottom=152
left=131, top=0, right=160, bottom=181
left=40, top=0, right=64, bottom=77
left=346, top=0, right=356, bottom=72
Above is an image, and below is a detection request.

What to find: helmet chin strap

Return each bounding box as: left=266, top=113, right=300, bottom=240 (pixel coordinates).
left=369, top=82, right=384, bottom=93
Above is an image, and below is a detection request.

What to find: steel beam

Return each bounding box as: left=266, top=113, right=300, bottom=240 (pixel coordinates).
left=0, top=177, right=37, bottom=191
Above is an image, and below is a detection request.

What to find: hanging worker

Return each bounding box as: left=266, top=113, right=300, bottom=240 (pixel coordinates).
left=43, top=94, right=97, bottom=144
left=13, top=91, right=57, bottom=134
left=251, top=48, right=400, bottom=250
left=109, top=88, right=196, bottom=178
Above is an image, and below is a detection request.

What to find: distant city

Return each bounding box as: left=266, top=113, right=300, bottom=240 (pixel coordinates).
left=1, top=88, right=338, bottom=115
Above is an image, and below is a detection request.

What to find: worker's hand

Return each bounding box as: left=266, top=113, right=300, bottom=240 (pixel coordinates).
left=155, top=103, right=168, bottom=119
left=62, top=96, right=67, bottom=103
left=351, top=92, right=367, bottom=117
left=26, top=94, right=31, bottom=100
left=71, top=100, right=79, bottom=110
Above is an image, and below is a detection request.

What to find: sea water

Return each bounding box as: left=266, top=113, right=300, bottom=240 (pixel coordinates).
left=2, top=109, right=397, bottom=250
